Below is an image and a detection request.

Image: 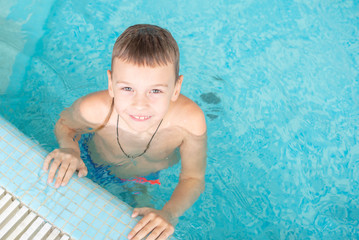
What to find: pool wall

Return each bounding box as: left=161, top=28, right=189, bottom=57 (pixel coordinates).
left=0, top=115, right=139, bottom=239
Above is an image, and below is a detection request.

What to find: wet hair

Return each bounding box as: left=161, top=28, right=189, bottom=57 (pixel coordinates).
left=111, top=24, right=180, bottom=80
left=91, top=25, right=180, bottom=132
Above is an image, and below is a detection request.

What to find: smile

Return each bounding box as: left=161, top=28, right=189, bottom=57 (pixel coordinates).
left=130, top=115, right=151, bottom=121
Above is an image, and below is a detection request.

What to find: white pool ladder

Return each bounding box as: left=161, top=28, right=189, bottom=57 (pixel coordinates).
left=0, top=187, right=72, bottom=240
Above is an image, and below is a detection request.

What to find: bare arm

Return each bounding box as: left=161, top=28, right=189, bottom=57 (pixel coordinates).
left=162, top=132, right=207, bottom=219
left=129, top=100, right=207, bottom=240
left=43, top=91, right=111, bottom=187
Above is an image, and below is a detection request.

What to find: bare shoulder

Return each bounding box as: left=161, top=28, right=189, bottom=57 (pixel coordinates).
left=76, top=90, right=113, bottom=125
left=171, top=94, right=207, bottom=136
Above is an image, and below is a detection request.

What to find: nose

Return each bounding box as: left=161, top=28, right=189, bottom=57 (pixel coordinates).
left=132, top=93, right=149, bottom=110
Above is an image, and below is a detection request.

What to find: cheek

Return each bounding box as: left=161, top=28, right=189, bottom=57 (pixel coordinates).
left=113, top=96, right=127, bottom=112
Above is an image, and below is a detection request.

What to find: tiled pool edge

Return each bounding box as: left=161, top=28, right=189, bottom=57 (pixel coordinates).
left=0, top=116, right=138, bottom=239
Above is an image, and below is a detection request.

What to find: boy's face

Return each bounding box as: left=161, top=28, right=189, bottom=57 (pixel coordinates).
left=108, top=58, right=183, bottom=133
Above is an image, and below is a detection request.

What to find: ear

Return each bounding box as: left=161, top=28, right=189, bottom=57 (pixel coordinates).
left=107, top=70, right=114, bottom=98
left=171, top=75, right=183, bottom=101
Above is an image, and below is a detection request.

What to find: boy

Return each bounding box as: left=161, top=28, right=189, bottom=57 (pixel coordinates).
left=43, top=24, right=207, bottom=240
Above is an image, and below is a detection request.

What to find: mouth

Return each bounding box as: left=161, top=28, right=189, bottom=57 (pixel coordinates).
left=130, top=115, right=152, bottom=121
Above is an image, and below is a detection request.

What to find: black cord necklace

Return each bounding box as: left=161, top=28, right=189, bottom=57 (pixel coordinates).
left=116, top=114, right=163, bottom=165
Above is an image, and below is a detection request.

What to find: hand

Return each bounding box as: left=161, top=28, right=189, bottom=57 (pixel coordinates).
left=43, top=148, right=88, bottom=188
left=128, top=207, right=176, bottom=240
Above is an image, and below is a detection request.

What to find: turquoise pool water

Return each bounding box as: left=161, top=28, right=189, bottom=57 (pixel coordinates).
left=1, top=0, right=358, bottom=239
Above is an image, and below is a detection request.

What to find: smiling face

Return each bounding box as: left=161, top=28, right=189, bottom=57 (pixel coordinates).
left=108, top=58, right=183, bottom=133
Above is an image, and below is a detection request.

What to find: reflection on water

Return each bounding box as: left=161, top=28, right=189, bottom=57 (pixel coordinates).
left=1, top=0, right=359, bottom=239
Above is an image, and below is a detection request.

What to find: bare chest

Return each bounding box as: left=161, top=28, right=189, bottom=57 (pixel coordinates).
left=89, top=127, right=184, bottom=165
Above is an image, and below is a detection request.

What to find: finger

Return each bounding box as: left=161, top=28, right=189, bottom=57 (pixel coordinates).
left=47, top=158, right=61, bottom=184
left=77, top=166, right=88, bottom=178
left=61, top=164, right=77, bottom=186
left=146, top=225, right=167, bottom=240
left=157, top=227, right=175, bottom=240
left=130, top=219, right=158, bottom=240
left=131, top=207, right=150, bottom=218
left=128, top=213, right=153, bottom=239
left=43, top=151, right=56, bottom=171
left=54, top=162, right=70, bottom=188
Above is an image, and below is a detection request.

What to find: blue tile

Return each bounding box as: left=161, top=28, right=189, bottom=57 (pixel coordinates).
left=6, top=181, right=17, bottom=193
left=20, top=194, right=33, bottom=205
left=63, top=223, right=76, bottom=235
left=104, top=204, right=115, bottom=215
left=78, top=187, right=91, bottom=199
left=19, top=168, right=31, bottom=180
left=53, top=217, right=66, bottom=229
left=77, top=221, right=89, bottom=231
left=17, top=144, right=29, bottom=153
left=26, top=150, right=36, bottom=159
left=106, top=216, right=117, bottom=227
left=69, top=214, right=81, bottom=226
left=119, top=234, right=129, bottom=240
left=53, top=204, right=64, bottom=215
left=102, top=192, right=113, bottom=201
left=18, top=181, right=32, bottom=192
left=11, top=150, right=22, bottom=159
left=5, top=133, right=14, bottom=142
left=128, top=219, right=138, bottom=228
left=4, top=145, right=15, bottom=154
left=0, top=152, right=8, bottom=163
left=31, top=155, right=43, bottom=165
left=26, top=162, right=38, bottom=172
left=117, top=203, right=130, bottom=212
left=0, top=128, right=7, bottom=138
left=76, top=207, right=87, bottom=219
left=0, top=163, right=9, bottom=173
left=38, top=206, right=50, bottom=218
left=65, top=189, right=77, bottom=199
left=85, top=225, right=98, bottom=236
left=122, top=227, right=132, bottom=236
left=61, top=209, right=72, bottom=220
left=19, top=156, right=31, bottom=166
left=72, top=229, right=84, bottom=239
left=94, top=232, right=106, bottom=239
left=10, top=139, right=22, bottom=148
left=114, top=221, right=126, bottom=234
left=81, top=201, right=92, bottom=212
left=113, top=209, right=125, bottom=218
left=92, top=218, right=104, bottom=230
left=83, top=213, right=95, bottom=225
left=95, top=198, right=106, bottom=208
left=98, top=211, right=109, bottom=223
left=73, top=194, right=84, bottom=205
left=99, top=223, right=112, bottom=235
left=93, top=187, right=104, bottom=196
left=30, top=199, right=42, bottom=211
left=4, top=157, right=16, bottom=168
left=67, top=202, right=78, bottom=212
left=108, top=229, right=121, bottom=240
left=0, top=140, right=7, bottom=150
left=90, top=206, right=101, bottom=216
left=120, top=214, right=131, bottom=225
left=0, top=177, right=10, bottom=187
left=14, top=175, right=24, bottom=185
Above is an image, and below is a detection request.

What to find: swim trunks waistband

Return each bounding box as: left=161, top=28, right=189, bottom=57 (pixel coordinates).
left=119, top=172, right=161, bottom=185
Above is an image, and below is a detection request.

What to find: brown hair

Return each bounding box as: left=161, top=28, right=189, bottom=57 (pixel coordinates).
left=91, top=24, right=180, bottom=133
left=111, top=24, right=180, bottom=80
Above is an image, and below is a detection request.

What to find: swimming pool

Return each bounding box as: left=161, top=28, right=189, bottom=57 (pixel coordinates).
left=1, top=0, right=358, bottom=239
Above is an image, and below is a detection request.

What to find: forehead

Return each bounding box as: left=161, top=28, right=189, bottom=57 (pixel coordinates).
left=112, top=58, right=176, bottom=81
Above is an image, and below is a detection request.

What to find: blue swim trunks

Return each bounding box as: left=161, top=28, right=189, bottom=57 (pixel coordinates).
left=78, top=133, right=160, bottom=185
